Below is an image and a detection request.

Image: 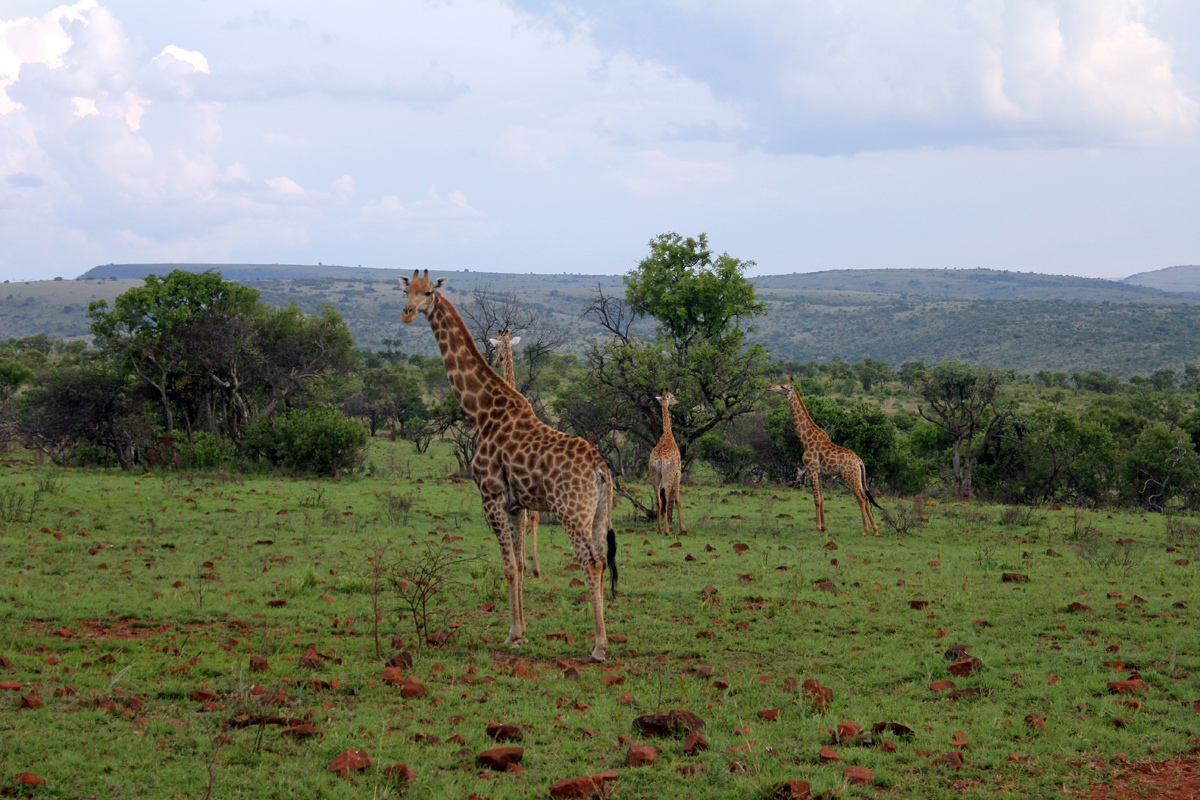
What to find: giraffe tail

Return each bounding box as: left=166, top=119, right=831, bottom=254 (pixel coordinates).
left=607, top=527, right=618, bottom=598
left=861, top=463, right=885, bottom=510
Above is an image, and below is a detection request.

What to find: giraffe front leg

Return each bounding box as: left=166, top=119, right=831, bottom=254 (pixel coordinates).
left=482, top=495, right=527, bottom=647
left=811, top=473, right=826, bottom=534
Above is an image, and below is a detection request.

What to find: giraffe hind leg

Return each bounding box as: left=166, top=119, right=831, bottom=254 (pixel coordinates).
left=528, top=511, right=541, bottom=577
left=672, top=479, right=685, bottom=536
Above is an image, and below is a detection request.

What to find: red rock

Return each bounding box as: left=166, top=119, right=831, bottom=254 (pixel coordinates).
left=935, top=627, right=949, bottom=637
left=19, top=694, right=43, bottom=709
left=818, top=581, right=835, bottom=591
left=843, top=765, right=874, bottom=784
left=486, top=722, right=522, bottom=742
left=950, top=731, right=968, bottom=748
left=0, top=654, right=11, bottom=670
left=818, top=747, right=840, bottom=762
left=733, top=725, right=750, bottom=735
left=683, top=732, right=709, bottom=753
left=380, top=764, right=415, bottom=784
left=249, top=655, right=269, bottom=673
left=14, top=773, right=44, bottom=786
left=947, top=657, right=982, bottom=677
left=1113, top=717, right=1133, bottom=728
left=712, top=678, right=729, bottom=690
left=1002, top=573, right=1029, bottom=583
left=477, top=747, right=524, bottom=770
left=929, top=679, right=956, bottom=691
left=834, top=722, right=860, bottom=742
left=599, top=674, right=624, bottom=687
left=281, top=723, right=320, bottom=739
left=189, top=690, right=218, bottom=702
left=625, top=745, right=658, bottom=767
left=616, top=693, right=633, bottom=705
left=327, top=747, right=371, bottom=778
left=548, top=770, right=618, bottom=798
left=1025, top=714, right=1046, bottom=730
left=908, top=600, right=930, bottom=609
left=506, top=763, right=526, bottom=774
left=1117, top=698, right=1142, bottom=711
left=696, top=630, right=715, bottom=639
left=783, top=677, right=798, bottom=690
left=546, top=631, right=575, bottom=643
left=1107, top=679, right=1149, bottom=694
left=801, top=678, right=832, bottom=711
left=633, top=710, right=706, bottom=738
left=932, top=751, right=964, bottom=768
left=267, top=598, right=287, bottom=607
left=382, top=667, right=405, bottom=686
left=0, top=680, right=21, bottom=691
left=400, top=678, right=426, bottom=699
left=758, top=707, right=781, bottom=721
left=727, top=759, right=748, bottom=772
left=770, top=779, right=813, bottom=799
left=881, top=739, right=897, bottom=752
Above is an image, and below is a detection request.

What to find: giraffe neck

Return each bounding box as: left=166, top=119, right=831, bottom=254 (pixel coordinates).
left=500, top=340, right=516, bottom=387
left=788, top=389, right=825, bottom=447
left=660, top=398, right=674, bottom=440
left=426, top=294, right=525, bottom=425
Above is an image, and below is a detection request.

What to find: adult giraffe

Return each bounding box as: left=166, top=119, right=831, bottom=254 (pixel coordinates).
left=487, top=329, right=540, bottom=578
left=400, top=271, right=617, bottom=661
left=648, top=389, right=685, bottom=536
left=768, top=378, right=882, bottom=535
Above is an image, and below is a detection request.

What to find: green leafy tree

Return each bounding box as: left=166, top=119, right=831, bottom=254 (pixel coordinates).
left=88, top=270, right=259, bottom=433
left=568, top=233, right=768, bottom=471
left=1123, top=423, right=1200, bottom=511
left=918, top=361, right=1012, bottom=499
left=0, top=359, right=33, bottom=402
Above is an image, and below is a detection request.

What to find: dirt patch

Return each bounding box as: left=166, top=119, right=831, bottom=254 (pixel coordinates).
left=1084, top=755, right=1200, bottom=800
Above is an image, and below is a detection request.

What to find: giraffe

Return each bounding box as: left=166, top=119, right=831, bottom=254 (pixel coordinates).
left=647, top=389, right=685, bottom=536
left=767, top=378, right=882, bottom=535
left=487, top=329, right=540, bottom=578
left=400, top=271, right=617, bottom=662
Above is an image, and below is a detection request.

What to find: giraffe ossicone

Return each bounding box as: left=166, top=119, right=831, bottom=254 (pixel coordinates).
left=767, top=378, right=881, bottom=536
left=400, top=270, right=617, bottom=661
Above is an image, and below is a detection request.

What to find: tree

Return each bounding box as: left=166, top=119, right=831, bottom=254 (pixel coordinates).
left=459, top=284, right=567, bottom=415
left=89, top=271, right=260, bottom=434
left=917, top=361, right=1011, bottom=499
left=1124, top=423, right=1200, bottom=511
left=14, top=356, right=153, bottom=468
left=0, top=359, right=33, bottom=403
left=568, top=233, right=768, bottom=472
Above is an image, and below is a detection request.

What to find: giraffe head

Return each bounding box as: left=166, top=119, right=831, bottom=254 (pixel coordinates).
left=655, top=389, right=678, bottom=406
left=399, top=269, right=447, bottom=323
left=766, top=378, right=795, bottom=396
left=487, top=329, right=521, bottom=350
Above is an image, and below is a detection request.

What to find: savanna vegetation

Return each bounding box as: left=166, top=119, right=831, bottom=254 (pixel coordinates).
left=1, top=238, right=1199, bottom=798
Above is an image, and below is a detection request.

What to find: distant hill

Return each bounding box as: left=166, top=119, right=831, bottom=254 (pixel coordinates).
left=753, top=268, right=1189, bottom=302
left=8, top=263, right=1200, bottom=377
left=1122, top=265, right=1200, bottom=295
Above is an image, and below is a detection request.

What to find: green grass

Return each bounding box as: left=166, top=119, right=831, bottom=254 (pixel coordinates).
left=1, top=439, right=1197, bottom=798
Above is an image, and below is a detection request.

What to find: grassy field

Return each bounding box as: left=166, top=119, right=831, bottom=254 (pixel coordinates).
left=1, top=439, right=1197, bottom=799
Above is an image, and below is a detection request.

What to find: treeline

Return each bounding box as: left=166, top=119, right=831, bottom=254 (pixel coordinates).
left=2, top=247, right=1199, bottom=513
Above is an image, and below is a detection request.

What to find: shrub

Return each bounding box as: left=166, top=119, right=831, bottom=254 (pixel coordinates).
left=179, top=431, right=227, bottom=470
left=244, top=405, right=367, bottom=476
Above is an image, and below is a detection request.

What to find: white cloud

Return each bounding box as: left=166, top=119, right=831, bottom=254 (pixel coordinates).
left=609, top=150, right=733, bottom=195
left=71, top=95, right=98, bottom=116
left=521, top=0, right=1199, bottom=153
left=156, top=44, right=208, bottom=74
left=356, top=187, right=495, bottom=237
left=0, top=0, right=98, bottom=113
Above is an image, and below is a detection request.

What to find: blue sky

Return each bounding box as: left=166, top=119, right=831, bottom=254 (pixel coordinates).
left=1, top=0, right=1198, bottom=281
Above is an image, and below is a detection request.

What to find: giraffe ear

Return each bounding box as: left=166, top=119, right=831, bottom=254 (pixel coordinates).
left=509, top=336, right=520, bottom=346
left=432, top=277, right=447, bottom=290
left=398, top=275, right=411, bottom=288
left=488, top=338, right=501, bottom=347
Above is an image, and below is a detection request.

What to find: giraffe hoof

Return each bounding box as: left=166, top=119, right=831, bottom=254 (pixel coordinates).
left=587, top=653, right=606, bottom=664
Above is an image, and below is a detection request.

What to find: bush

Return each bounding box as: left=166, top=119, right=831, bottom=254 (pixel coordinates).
left=244, top=405, right=367, bottom=477
left=179, top=431, right=228, bottom=470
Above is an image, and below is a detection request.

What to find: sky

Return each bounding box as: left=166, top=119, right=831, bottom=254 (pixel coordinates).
left=1, top=0, right=1198, bottom=282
